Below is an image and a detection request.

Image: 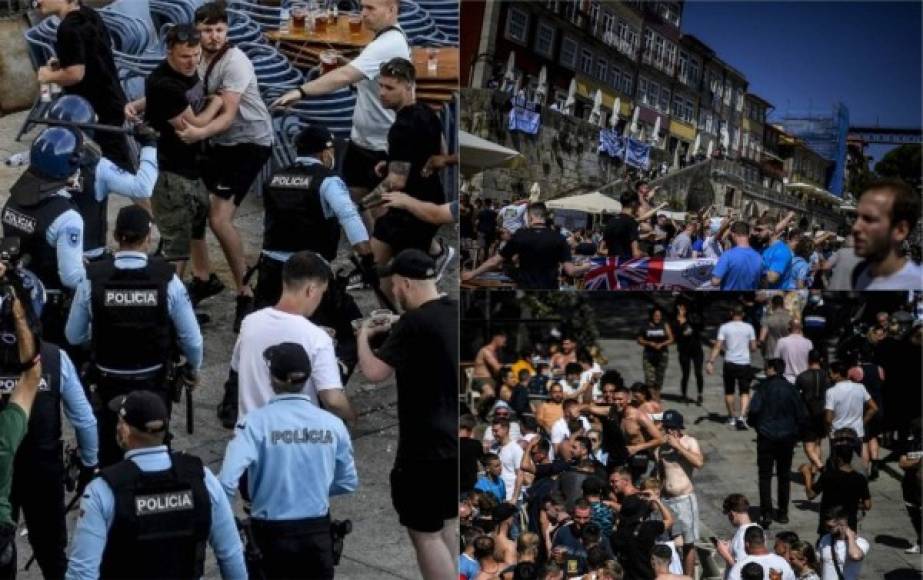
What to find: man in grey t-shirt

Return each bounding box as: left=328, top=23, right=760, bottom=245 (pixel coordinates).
left=270, top=0, right=411, bottom=203
left=851, top=180, right=922, bottom=290
left=668, top=221, right=698, bottom=259
left=176, top=2, right=275, bottom=331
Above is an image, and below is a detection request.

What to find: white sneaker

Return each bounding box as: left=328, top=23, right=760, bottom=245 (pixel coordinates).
left=906, top=544, right=920, bottom=554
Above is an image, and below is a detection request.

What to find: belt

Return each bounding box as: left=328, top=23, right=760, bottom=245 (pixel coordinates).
left=251, top=514, right=331, bottom=534
left=96, top=363, right=164, bottom=381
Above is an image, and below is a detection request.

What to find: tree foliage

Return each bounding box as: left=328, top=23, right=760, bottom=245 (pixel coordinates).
left=874, top=144, right=922, bottom=187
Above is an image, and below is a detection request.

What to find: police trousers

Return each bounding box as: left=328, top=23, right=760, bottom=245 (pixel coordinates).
left=251, top=515, right=334, bottom=580
left=95, top=374, right=170, bottom=467
left=11, top=444, right=66, bottom=579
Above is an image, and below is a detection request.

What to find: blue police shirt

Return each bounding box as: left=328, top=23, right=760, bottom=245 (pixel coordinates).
left=262, top=157, right=367, bottom=263
left=218, top=393, right=358, bottom=521
left=59, top=349, right=99, bottom=467
left=44, top=192, right=85, bottom=290
left=64, top=251, right=203, bottom=369
left=84, top=147, right=158, bottom=259
left=762, top=239, right=794, bottom=289
left=66, top=446, right=246, bottom=580
left=712, top=246, right=762, bottom=290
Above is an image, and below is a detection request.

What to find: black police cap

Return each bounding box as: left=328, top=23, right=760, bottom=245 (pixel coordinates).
left=294, top=125, right=335, bottom=156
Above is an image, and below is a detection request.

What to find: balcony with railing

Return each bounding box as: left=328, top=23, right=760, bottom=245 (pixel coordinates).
left=640, top=49, right=675, bottom=76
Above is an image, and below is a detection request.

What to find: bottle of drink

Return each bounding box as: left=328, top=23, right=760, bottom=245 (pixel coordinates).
left=280, top=6, right=290, bottom=33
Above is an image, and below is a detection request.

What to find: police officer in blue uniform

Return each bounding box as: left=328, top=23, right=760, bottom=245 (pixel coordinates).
left=0, top=323, right=98, bottom=580
left=67, top=390, right=246, bottom=579
left=219, top=342, right=358, bottom=580
left=1, top=126, right=89, bottom=345
left=45, top=95, right=159, bottom=261
left=65, top=206, right=202, bottom=466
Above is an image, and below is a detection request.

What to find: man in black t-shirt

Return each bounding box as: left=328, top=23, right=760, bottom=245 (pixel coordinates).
left=357, top=250, right=457, bottom=580
left=603, top=191, right=643, bottom=260
left=367, top=58, right=447, bottom=305
left=462, top=203, right=590, bottom=289
left=476, top=198, right=499, bottom=260
left=37, top=0, right=131, bottom=169
left=127, top=25, right=224, bottom=301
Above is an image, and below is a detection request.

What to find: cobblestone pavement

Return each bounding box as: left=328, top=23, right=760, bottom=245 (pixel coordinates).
left=1, top=110, right=458, bottom=579
left=584, top=295, right=922, bottom=579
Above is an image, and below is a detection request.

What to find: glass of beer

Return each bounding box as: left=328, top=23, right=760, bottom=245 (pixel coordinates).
left=348, top=12, right=362, bottom=35
left=291, top=4, right=307, bottom=30
left=314, top=9, right=327, bottom=33
left=320, top=49, right=339, bottom=75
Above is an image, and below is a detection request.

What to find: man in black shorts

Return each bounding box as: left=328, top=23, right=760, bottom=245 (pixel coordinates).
left=368, top=58, right=446, bottom=304
left=176, top=2, right=274, bottom=330
left=356, top=250, right=457, bottom=579
left=37, top=0, right=132, bottom=170
left=707, top=306, right=757, bottom=431
left=461, top=203, right=590, bottom=289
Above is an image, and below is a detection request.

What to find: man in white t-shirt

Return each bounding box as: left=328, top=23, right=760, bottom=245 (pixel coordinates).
left=231, top=251, right=355, bottom=425
left=549, top=399, right=591, bottom=455
left=706, top=306, right=757, bottom=429
left=825, top=361, right=878, bottom=468
left=817, top=506, right=870, bottom=580
left=498, top=200, right=528, bottom=235
left=490, top=417, right=523, bottom=502
left=271, top=0, right=411, bottom=203
left=773, top=320, right=813, bottom=383
left=726, top=526, right=795, bottom=580
left=715, top=493, right=762, bottom=571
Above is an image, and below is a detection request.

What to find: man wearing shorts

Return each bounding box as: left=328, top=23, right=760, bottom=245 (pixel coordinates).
left=357, top=250, right=457, bottom=579
left=707, top=306, right=757, bottom=431
left=177, top=2, right=274, bottom=330
left=270, top=0, right=411, bottom=208
left=140, top=24, right=224, bottom=303
left=657, top=410, right=704, bottom=577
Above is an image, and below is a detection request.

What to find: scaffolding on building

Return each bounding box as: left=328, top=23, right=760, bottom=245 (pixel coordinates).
left=776, top=102, right=850, bottom=196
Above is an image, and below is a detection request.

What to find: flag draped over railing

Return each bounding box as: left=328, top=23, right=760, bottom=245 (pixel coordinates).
left=584, top=257, right=717, bottom=290
left=508, top=92, right=541, bottom=135
left=597, top=129, right=651, bottom=170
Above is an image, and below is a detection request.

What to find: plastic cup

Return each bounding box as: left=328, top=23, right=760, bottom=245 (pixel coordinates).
left=348, top=13, right=362, bottom=34
left=320, top=49, right=339, bottom=74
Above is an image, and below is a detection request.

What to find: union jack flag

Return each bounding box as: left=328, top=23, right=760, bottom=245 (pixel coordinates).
left=584, top=256, right=717, bottom=290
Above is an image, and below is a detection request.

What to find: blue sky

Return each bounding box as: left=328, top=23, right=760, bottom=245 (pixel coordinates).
left=681, top=1, right=922, bottom=165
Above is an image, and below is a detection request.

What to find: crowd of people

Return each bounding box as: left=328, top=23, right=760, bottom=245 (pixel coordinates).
left=459, top=178, right=922, bottom=292
left=460, top=291, right=922, bottom=579
left=0, top=0, right=459, bottom=578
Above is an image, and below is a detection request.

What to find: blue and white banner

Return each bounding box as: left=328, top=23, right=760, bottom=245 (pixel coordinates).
left=625, top=138, right=651, bottom=170
left=509, top=107, right=541, bottom=134
left=598, top=129, right=626, bottom=159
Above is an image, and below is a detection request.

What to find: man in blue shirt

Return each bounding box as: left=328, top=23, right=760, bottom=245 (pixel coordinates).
left=66, top=390, right=246, bottom=579
left=711, top=222, right=762, bottom=290
left=473, top=453, right=506, bottom=503
left=65, top=206, right=202, bottom=466
left=754, top=216, right=795, bottom=289
left=219, top=342, right=357, bottom=580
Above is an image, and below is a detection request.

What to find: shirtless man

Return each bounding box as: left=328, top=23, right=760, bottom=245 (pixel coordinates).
left=631, top=382, right=663, bottom=418
left=651, top=544, right=693, bottom=580
left=550, top=337, right=578, bottom=373
left=585, top=385, right=664, bottom=483
left=473, top=330, right=507, bottom=396
left=536, top=383, right=565, bottom=432
left=657, top=410, right=705, bottom=577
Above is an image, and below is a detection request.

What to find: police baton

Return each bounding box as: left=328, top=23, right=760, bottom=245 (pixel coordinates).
left=25, top=115, right=140, bottom=136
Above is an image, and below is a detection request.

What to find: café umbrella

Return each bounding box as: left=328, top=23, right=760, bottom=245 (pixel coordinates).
left=610, top=97, right=621, bottom=129
left=564, top=78, right=576, bottom=114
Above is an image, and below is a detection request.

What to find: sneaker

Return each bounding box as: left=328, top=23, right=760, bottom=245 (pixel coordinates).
left=234, top=294, right=254, bottom=333
left=868, top=461, right=880, bottom=481
left=187, top=274, right=225, bottom=306
left=431, top=238, right=456, bottom=282
left=727, top=417, right=737, bottom=427
left=906, top=544, right=921, bottom=554
left=696, top=395, right=703, bottom=406
left=735, top=418, right=748, bottom=431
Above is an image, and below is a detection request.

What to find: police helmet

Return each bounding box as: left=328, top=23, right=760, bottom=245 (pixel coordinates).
left=30, top=126, right=84, bottom=181
left=47, top=95, right=97, bottom=133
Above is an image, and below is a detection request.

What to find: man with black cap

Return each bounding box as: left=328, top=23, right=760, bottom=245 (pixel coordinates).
left=0, top=272, right=51, bottom=580
left=357, top=248, right=457, bottom=580
left=65, top=205, right=202, bottom=466
left=219, top=342, right=357, bottom=580
left=2, top=126, right=88, bottom=345
left=255, top=124, right=373, bottom=311
left=656, top=410, right=704, bottom=577
left=67, top=390, right=246, bottom=579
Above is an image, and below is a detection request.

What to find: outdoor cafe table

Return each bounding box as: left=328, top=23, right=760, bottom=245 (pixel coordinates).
left=267, top=24, right=458, bottom=105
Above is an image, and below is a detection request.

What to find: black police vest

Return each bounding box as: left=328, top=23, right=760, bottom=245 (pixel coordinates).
left=263, top=163, right=340, bottom=260
left=72, top=164, right=107, bottom=253
left=0, top=342, right=62, bottom=452
left=1, top=194, right=76, bottom=290
left=99, top=452, right=211, bottom=580
left=87, top=257, right=174, bottom=372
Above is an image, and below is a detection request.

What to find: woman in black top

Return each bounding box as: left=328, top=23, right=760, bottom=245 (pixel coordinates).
left=672, top=300, right=705, bottom=405
left=637, top=307, right=674, bottom=402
